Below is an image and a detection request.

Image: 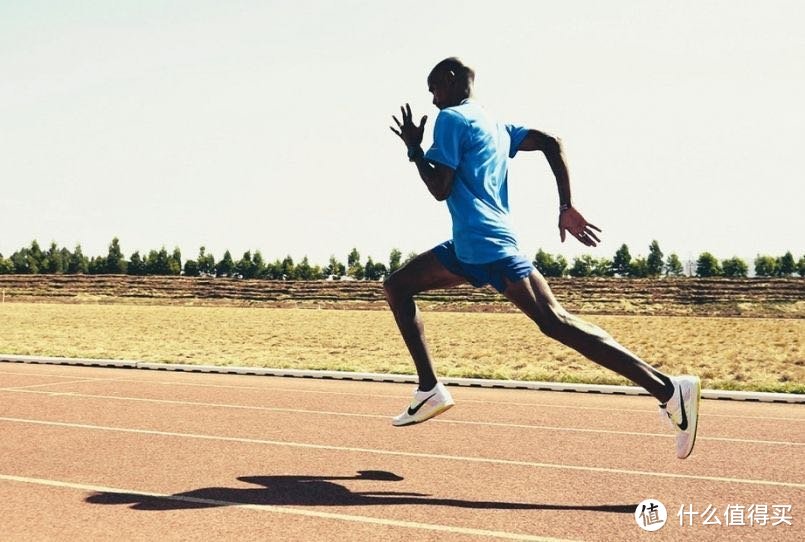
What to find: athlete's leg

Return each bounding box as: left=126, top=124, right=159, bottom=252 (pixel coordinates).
left=383, top=250, right=467, bottom=391
left=503, top=271, right=675, bottom=403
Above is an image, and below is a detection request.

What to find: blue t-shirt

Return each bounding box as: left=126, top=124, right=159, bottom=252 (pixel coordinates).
left=425, top=100, right=530, bottom=264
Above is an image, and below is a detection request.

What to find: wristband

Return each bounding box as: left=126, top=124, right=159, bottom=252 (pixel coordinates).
left=407, top=145, right=424, bottom=162
left=560, top=203, right=571, bottom=212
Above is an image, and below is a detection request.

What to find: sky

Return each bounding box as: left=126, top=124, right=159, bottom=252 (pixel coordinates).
left=1, top=0, right=803, bottom=268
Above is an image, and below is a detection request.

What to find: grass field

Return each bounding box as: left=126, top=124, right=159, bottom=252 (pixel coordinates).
left=1, top=302, right=802, bottom=393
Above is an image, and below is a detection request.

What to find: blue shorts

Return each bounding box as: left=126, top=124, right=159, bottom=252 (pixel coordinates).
left=432, top=240, right=534, bottom=294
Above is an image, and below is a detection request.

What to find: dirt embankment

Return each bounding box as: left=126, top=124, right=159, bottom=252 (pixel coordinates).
left=0, top=275, right=802, bottom=317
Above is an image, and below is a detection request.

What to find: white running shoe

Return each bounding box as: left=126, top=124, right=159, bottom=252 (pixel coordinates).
left=658, top=375, right=701, bottom=459
left=392, top=382, right=455, bottom=427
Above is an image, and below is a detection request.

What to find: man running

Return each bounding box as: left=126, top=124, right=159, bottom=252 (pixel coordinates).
left=387, top=57, right=700, bottom=459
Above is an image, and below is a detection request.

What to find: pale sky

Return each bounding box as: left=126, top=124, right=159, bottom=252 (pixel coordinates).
left=2, top=1, right=803, bottom=267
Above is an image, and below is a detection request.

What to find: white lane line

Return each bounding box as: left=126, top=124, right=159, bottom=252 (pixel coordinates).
left=0, top=388, right=800, bottom=447
left=2, top=369, right=800, bottom=422
left=2, top=417, right=803, bottom=489
left=0, top=474, right=574, bottom=542
left=0, top=379, right=120, bottom=391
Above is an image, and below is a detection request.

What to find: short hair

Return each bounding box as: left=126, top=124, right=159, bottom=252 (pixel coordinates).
left=428, top=57, right=475, bottom=97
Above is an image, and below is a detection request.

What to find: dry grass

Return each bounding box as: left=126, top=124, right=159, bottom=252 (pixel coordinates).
left=1, top=302, right=802, bottom=393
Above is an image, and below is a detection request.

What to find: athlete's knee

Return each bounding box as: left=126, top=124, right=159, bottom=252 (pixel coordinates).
left=383, top=272, right=409, bottom=306
left=535, top=304, right=569, bottom=339
left=538, top=305, right=611, bottom=343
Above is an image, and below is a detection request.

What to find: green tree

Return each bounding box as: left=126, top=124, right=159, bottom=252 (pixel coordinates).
left=646, top=240, right=664, bottom=277
left=128, top=251, right=147, bottom=275
left=592, top=257, right=613, bottom=277
left=778, top=251, right=796, bottom=276
left=0, top=253, right=14, bottom=274
left=754, top=255, right=778, bottom=277
left=721, top=257, right=748, bottom=277
left=611, top=244, right=631, bottom=277
left=88, top=256, right=105, bottom=274
left=43, top=242, right=65, bottom=274
left=144, top=247, right=173, bottom=275
left=388, top=248, right=402, bottom=274
left=347, top=248, right=361, bottom=268
left=324, top=255, right=346, bottom=279
left=264, top=259, right=283, bottom=280
left=169, top=247, right=182, bottom=275
left=696, top=252, right=722, bottom=277
left=58, top=247, right=72, bottom=273
left=67, top=245, right=89, bottom=274
left=183, top=259, right=200, bottom=277
left=236, top=251, right=256, bottom=279
left=569, top=255, right=594, bottom=277
left=311, top=265, right=325, bottom=280
left=280, top=255, right=296, bottom=280
left=628, top=257, right=649, bottom=278
left=533, top=249, right=567, bottom=277
left=28, top=240, right=44, bottom=272
left=296, top=256, right=313, bottom=280
left=197, top=247, right=215, bottom=276
left=798, top=255, right=805, bottom=277
left=216, top=250, right=235, bottom=277
left=10, top=242, right=41, bottom=274
left=252, top=251, right=267, bottom=279
left=347, top=261, right=365, bottom=280
left=365, top=257, right=387, bottom=280
left=402, top=252, right=418, bottom=266
left=665, top=253, right=684, bottom=277
left=105, top=237, right=127, bottom=274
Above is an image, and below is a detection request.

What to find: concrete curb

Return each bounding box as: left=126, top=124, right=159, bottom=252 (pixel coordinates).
left=1, top=354, right=802, bottom=404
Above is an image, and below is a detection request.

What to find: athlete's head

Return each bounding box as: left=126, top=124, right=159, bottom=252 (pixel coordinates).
left=427, top=57, right=475, bottom=110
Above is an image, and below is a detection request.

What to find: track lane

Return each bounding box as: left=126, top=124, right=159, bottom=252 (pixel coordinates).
left=1, top=363, right=802, bottom=541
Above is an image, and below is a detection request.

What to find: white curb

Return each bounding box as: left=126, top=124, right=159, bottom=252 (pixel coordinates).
left=1, top=354, right=802, bottom=404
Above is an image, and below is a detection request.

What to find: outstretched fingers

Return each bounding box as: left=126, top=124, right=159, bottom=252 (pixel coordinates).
left=575, top=225, right=602, bottom=247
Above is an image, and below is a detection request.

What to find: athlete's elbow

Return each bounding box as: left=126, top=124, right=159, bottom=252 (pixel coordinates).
left=433, top=186, right=452, bottom=201
left=428, top=180, right=452, bottom=201
left=543, top=135, right=562, bottom=155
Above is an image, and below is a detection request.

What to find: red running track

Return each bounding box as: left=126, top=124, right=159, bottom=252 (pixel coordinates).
left=1, top=362, right=803, bottom=541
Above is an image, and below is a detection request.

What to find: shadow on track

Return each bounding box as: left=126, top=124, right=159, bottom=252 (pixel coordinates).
left=86, top=470, right=635, bottom=514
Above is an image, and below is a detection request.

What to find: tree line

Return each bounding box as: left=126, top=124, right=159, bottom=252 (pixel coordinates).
left=534, top=241, right=804, bottom=278
left=0, top=239, right=414, bottom=280
left=0, top=238, right=803, bottom=279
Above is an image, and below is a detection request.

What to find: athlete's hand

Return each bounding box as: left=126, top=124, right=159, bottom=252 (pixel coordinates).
left=390, top=103, right=427, bottom=148
left=559, top=207, right=602, bottom=247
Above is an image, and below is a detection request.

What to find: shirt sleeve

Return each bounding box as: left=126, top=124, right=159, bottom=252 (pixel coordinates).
left=505, top=124, right=530, bottom=158
left=425, top=109, right=466, bottom=170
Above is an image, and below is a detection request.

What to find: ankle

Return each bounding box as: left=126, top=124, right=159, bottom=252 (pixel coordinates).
left=418, top=380, right=437, bottom=392
left=657, top=376, right=675, bottom=404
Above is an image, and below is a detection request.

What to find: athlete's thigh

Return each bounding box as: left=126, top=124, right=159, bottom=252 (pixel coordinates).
left=385, top=249, right=467, bottom=297
left=502, top=270, right=562, bottom=322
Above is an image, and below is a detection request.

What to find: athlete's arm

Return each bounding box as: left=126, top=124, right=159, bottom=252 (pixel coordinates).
left=411, top=157, right=454, bottom=202
left=391, top=103, right=455, bottom=201
left=519, top=129, right=602, bottom=247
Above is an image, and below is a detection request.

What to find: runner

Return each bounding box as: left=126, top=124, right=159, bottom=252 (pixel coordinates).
left=387, top=57, right=700, bottom=459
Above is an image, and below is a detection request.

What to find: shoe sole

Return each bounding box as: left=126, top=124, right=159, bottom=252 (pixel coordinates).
left=679, top=377, right=701, bottom=459
left=392, top=401, right=454, bottom=427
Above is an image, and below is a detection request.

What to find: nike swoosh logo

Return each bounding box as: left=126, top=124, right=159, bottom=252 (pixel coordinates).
left=677, top=388, right=688, bottom=431
left=407, top=393, right=437, bottom=416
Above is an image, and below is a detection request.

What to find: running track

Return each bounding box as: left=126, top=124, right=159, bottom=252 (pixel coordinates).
left=1, top=362, right=803, bottom=541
